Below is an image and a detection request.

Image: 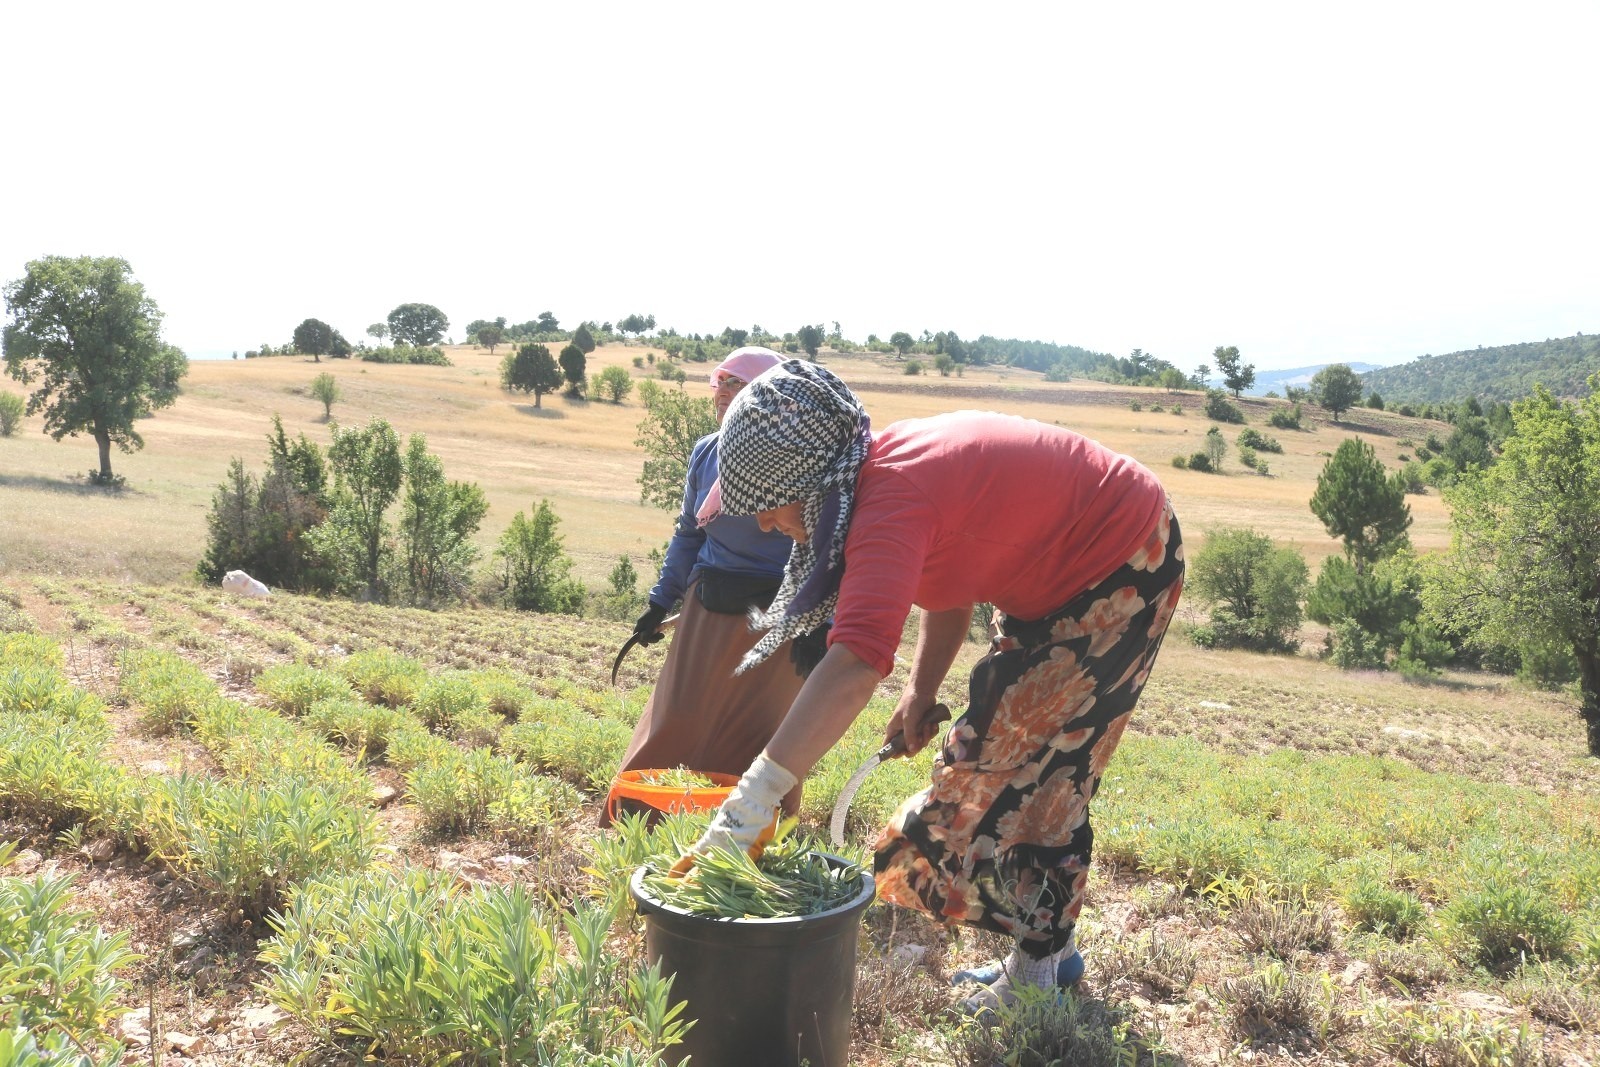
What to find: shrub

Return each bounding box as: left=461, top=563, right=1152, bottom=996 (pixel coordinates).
left=118, top=648, right=216, bottom=734
left=360, top=344, right=452, bottom=366
left=255, top=663, right=353, bottom=717
left=1238, top=445, right=1259, bottom=470
left=1232, top=897, right=1334, bottom=958
left=0, top=851, right=137, bottom=1047
left=903, top=360, right=923, bottom=376
left=937, top=986, right=1141, bottom=1067
left=144, top=774, right=379, bottom=920
left=1237, top=427, right=1283, bottom=453
left=1129, top=400, right=1143, bottom=412
left=1187, top=527, right=1308, bottom=653
left=261, top=870, right=689, bottom=1065
left=1204, top=389, right=1246, bottom=424
left=485, top=772, right=585, bottom=846
left=1187, top=451, right=1213, bottom=473
left=1448, top=880, right=1573, bottom=971
left=409, top=672, right=486, bottom=730
left=302, top=696, right=409, bottom=758
left=1344, top=879, right=1427, bottom=939
left=405, top=747, right=515, bottom=835
left=1364, top=1002, right=1542, bottom=1067
left=1268, top=404, right=1303, bottom=430
left=449, top=706, right=506, bottom=749
left=335, top=648, right=428, bottom=707
left=1221, top=961, right=1340, bottom=1044
left=1171, top=454, right=1189, bottom=470
left=0, top=392, right=23, bottom=436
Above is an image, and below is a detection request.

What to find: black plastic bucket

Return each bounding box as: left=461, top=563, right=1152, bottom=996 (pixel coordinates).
left=629, top=855, right=875, bottom=1067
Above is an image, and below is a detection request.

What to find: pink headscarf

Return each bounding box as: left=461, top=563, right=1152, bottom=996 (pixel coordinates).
left=710, top=346, right=784, bottom=391
left=697, top=347, right=784, bottom=527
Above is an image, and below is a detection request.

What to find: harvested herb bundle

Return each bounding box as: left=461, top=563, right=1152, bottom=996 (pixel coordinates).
left=638, top=767, right=718, bottom=789
left=639, top=822, right=864, bottom=919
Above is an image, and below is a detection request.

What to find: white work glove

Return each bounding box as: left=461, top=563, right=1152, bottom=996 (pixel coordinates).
left=669, top=751, right=798, bottom=877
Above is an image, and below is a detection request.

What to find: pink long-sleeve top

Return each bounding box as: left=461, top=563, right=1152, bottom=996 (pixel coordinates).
left=828, top=410, right=1167, bottom=677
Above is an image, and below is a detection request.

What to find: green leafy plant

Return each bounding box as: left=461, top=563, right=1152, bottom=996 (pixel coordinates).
left=1448, top=879, right=1573, bottom=971
left=334, top=648, right=427, bottom=707
left=142, top=774, right=379, bottom=920
left=261, top=869, right=690, bottom=1065
left=637, top=823, right=864, bottom=919
left=1363, top=1001, right=1542, bottom=1067
left=0, top=851, right=138, bottom=1048
left=117, top=648, right=217, bottom=734
left=254, top=663, right=354, bottom=717
left=1344, top=879, right=1427, bottom=939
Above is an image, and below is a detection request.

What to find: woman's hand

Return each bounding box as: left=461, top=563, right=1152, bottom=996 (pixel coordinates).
left=886, top=692, right=950, bottom=755
left=669, top=752, right=797, bottom=877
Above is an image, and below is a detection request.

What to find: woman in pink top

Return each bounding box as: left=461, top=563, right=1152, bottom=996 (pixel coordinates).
left=678, top=360, right=1185, bottom=1012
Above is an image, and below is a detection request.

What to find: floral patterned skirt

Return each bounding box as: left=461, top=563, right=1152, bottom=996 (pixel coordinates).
left=873, top=502, right=1185, bottom=958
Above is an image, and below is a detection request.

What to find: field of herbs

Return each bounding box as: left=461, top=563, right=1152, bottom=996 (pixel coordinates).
left=2, top=575, right=1597, bottom=1067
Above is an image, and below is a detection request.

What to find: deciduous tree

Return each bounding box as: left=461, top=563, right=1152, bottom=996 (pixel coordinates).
left=0, top=391, right=22, bottom=436
left=633, top=379, right=717, bottom=510
left=889, top=332, right=914, bottom=358
left=797, top=324, right=825, bottom=358
left=1311, top=363, right=1364, bottom=422
left=1188, top=527, right=1308, bottom=651
left=1426, top=381, right=1600, bottom=754
left=496, top=499, right=584, bottom=613
left=312, top=417, right=403, bottom=600
left=310, top=372, right=341, bottom=419
left=397, top=433, right=488, bottom=605
left=1214, top=345, right=1255, bottom=398
left=293, top=318, right=335, bottom=362
left=386, top=303, right=449, bottom=347
left=2, top=255, right=187, bottom=484
left=594, top=364, right=633, bottom=403
left=476, top=325, right=504, bottom=353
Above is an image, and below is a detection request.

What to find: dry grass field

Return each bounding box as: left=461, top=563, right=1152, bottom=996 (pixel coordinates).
left=0, top=341, right=1453, bottom=586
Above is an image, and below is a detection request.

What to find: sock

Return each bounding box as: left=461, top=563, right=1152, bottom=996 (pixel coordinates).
left=1006, top=934, right=1079, bottom=989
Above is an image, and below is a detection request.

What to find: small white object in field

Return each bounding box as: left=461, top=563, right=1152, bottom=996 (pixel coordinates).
left=1198, top=700, right=1232, bottom=710
left=221, top=570, right=271, bottom=598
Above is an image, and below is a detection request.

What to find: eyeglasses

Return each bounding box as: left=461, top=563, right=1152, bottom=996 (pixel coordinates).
left=713, top=375, right=747, bottom=393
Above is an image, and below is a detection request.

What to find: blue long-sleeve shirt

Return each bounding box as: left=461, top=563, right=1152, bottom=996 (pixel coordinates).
left=648, top=432, right=794, bottom=608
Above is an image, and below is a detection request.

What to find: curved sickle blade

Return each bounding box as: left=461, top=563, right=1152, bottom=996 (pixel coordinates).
left=610, top=634, right=643, bottom=687
left=829, top=737, right=902, bottom=847
left=827, top=703, right=953, bottom=847
left=609, top=613, right=681, bottom=686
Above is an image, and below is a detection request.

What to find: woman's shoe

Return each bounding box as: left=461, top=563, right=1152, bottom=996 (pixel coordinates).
left=949, top=949, right=1085, bottom=989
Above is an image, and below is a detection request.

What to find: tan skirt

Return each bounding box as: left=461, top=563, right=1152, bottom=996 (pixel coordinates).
left=607, top=579, right=805, bottom=825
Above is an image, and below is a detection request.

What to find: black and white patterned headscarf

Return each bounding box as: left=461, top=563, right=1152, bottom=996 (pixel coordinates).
left=716, top=360, right=872, bottom=672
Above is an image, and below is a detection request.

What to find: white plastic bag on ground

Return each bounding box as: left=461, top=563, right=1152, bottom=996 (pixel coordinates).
left=221, top=570, right=271, bottom=598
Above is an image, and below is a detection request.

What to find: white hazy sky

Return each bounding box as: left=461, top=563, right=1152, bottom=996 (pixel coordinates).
left=3, top=2, right=1596, bottom=370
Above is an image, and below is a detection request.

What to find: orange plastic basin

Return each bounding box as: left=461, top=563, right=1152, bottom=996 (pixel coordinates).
left=604, top=769, right=741, bottom=824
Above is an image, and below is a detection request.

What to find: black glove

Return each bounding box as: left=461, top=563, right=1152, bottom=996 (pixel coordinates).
left=789, top=621, right=831, bottom=677
left=633, top=603, right=670, bottom=646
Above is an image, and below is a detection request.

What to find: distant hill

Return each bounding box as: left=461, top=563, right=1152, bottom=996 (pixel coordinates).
left=1360, top=333, right=1600, bottom=405
left=1246, top=362, right=1383, bottom=397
